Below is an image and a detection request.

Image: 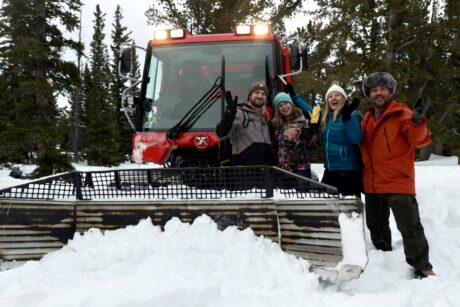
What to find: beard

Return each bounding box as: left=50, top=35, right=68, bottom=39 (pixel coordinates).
left=249, top=96, right=266, bottom=108
left=372, top=95, right=392, bottom=110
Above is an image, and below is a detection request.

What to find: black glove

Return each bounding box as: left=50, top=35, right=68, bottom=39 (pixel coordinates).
left=284, top=83, right=296, bottom=97
left=216, top=91, right=238, bottom=137
left=412, top=95, right=430, bottom=124
left=310, top=134, right=319, bottom=147
left=225, top=90, right=238, bottom=113
left=305, top=123, right=320, bottom=149
left=342, top=98, right=360, bottom=122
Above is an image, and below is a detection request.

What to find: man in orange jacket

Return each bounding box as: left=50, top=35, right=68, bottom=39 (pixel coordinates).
left=361, top=72, right=434, bottom=279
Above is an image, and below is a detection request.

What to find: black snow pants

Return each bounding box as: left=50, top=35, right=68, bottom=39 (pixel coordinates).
left=321, top=169, right=363, bottom=198
left=365, top=193, right=432, bottom=271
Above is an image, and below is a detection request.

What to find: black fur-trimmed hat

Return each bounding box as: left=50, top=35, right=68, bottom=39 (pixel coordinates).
left=362, top=72, right=397, bottom=98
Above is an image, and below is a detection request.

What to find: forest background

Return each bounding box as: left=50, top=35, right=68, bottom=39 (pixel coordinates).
left=0, top=0, right=458, bottom=177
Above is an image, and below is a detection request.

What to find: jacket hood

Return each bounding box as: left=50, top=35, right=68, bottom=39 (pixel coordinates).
left=239, top=103, right=261, bottom=114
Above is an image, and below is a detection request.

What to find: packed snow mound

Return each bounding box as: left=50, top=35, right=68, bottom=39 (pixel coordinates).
left=0, top=215, right=318, bottom=307
left=416, top=153, right=458, bottom=166
left=338, top=212, right=367, bottom=269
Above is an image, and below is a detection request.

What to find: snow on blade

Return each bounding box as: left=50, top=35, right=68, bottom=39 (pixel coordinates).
left=0, top=215, right=318, bottom=307
left=338, top=212, right=367, bottom=269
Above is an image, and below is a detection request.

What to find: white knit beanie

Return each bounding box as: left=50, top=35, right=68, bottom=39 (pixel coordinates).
left=325, top=84, right=348, bottom=100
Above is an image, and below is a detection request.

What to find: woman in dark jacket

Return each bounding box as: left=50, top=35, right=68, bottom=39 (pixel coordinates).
left=271, top=92, right=319, bottom=179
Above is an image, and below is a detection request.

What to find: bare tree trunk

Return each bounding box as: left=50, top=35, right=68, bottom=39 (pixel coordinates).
left=419, top=145, right=432, bottom=160
left=369, top=0, right=378, bottom=55
left=431, top=0, right=437, bottom=23
left=35, top=1, right=49, bottom=165
left=73, top=8, right=83, bottom=163
left=385, top=0, right=400, bottom=71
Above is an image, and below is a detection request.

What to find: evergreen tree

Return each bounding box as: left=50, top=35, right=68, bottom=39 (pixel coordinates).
left=70, top=6, right=84, bottom=163
left=56, top=106, right=72, bottom=155
left=82, top=5, right=121, bottom=166
left=295, top=0, right=389, bottom=99
left=129, top=40, right=141, bottom=97
left=145, top=0, right=302, bottom=34
left=111, top=5, right=132, bottom=160
left=293, top=0, right=459, bottom=158
left=80, top=64, right=92, bottom=141
left=0, top=73, right=8, bottom=164
left=0, top=0, right=82, bottom=176
left=425, top=0, right=460, bottom=157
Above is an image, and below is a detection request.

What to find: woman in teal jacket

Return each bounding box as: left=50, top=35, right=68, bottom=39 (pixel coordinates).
left=287, top=83, right=363, bottom=196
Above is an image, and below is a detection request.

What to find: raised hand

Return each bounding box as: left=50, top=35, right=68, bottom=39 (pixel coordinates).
left=284, top=83, right=296, bottom=97
left=225, top=90, right=238, bottom=113
left=216, top=91, right=238, bottom=137
left=412, top=95, right=430, bottom=124
left=342, top=98, right=360, bottom=122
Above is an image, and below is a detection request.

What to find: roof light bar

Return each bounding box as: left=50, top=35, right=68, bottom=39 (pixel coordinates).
left=170, top=29, right=185, bottom=39
left=235, top=25, right=251, bottom=35
left=235, top=24, right=271, bottom=36
left=254, top=24, right=269, bottom=36
left=154, top=30, right=168, bottom=40
left=153, top=28, right=187, bottom=41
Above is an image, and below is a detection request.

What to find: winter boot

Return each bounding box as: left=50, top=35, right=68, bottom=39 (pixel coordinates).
left=414, top=269, right=436, bottom=279
left=370, top=232, right=392, bottom=251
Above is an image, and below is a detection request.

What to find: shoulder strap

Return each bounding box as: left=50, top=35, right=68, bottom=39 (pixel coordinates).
left=242, top=109, right=250, bottom=128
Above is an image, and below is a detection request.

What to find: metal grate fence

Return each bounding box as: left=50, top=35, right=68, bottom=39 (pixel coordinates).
left=0, top=166, right=338, bottom=201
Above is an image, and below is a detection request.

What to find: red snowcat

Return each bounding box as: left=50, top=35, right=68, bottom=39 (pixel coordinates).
left=0, top=25, right=367, bottom=282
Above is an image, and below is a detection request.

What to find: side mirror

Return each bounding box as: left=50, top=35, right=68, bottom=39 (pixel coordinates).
left=300, top=47, right=308, bottom=71
left=122, top=95, right=140, bottom=112
left=289, top=44, right=308, bottom=71
left=119, top=47, right=132, bottom=76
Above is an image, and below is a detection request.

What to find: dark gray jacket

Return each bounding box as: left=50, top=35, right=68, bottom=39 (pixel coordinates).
left=216, top=103, right=275, bottom=166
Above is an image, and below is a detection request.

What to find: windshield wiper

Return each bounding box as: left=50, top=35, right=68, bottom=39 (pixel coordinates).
left=166, top=77, right=223, bottom=140
left=166, top=56, right=226, bottom=141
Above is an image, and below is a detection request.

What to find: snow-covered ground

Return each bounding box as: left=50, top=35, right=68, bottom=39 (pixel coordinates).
left=0, top=155, right=459, bottom=307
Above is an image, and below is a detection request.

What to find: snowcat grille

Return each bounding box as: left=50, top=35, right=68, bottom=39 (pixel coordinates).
left=0, top=166, right=338, bottom=201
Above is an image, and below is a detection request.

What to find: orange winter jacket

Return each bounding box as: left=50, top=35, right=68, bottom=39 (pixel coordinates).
left=361, top=100, right=431, bottom=195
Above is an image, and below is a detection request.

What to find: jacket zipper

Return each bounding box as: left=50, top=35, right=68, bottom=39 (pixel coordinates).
left=384, top=127, right=392, bottom=154
left=325, top=127, right=330, bottom=170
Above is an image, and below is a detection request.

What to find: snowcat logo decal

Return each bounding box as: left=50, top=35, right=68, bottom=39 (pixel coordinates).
left=194, top=134, right=209, bottom=149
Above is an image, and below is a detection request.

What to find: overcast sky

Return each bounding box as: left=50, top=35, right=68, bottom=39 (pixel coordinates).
left=81, top=0, right=154, bottom=52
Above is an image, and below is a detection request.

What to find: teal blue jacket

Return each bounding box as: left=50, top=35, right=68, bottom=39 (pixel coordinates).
left=292, top=95, right=363, bottom=171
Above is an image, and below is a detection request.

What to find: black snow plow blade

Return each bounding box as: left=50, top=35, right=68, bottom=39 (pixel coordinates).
left=0, top=166, right=367, bottom=281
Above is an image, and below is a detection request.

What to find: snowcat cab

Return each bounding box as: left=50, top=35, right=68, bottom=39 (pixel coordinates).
left=119, top=25, right=301, bottom=167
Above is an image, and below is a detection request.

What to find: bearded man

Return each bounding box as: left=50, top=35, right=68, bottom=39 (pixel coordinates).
left=361, top=72, right=434, bottom=279
left=216, top=80, right=275, bottom=166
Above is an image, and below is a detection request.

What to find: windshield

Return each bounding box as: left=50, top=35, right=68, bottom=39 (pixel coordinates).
left=142, top=41, right=275, bottom=131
